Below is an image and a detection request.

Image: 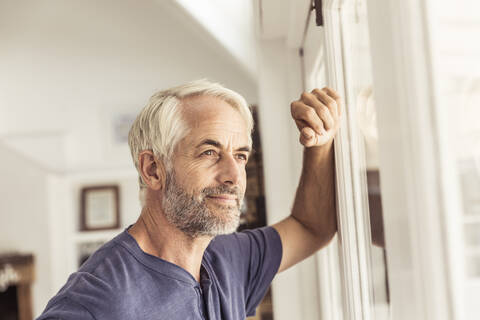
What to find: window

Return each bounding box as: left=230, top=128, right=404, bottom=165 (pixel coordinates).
left=301, top=1, right=389, bottom=319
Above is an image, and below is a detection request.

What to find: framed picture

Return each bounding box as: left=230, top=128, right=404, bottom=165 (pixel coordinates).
left=80, top=185, right=120, bottom=231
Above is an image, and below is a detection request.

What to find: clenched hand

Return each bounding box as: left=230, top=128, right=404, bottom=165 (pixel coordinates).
left=290, top=87, right=342, bottom=147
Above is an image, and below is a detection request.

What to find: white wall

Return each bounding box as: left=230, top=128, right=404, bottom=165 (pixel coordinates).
left=0, top=0, right=257, bottom=171
left=257, top=38, right=323, bottom=320
left=0, top=142, right=53, bottom=316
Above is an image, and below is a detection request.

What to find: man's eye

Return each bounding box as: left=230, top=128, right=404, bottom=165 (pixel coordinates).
left=202, top=150, right=216, bottom=156
left=237, top=154, right=248, bottom=161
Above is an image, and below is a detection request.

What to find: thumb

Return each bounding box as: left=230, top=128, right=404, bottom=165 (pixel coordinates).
left=299, top=127, right=317, bottom=147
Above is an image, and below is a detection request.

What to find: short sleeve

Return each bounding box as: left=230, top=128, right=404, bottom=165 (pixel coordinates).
left=36, top=297, right=95, bottom=320
left=207, top=226, right=283, bottom=317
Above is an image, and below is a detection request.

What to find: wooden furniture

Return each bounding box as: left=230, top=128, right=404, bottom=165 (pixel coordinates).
left=0, top=253, right=35, bottom=320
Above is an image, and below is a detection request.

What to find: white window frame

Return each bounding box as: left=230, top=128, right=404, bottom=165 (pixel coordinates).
left=302, top=1, right=377, bottom=319
left=278, top=0, right=464, bottom=318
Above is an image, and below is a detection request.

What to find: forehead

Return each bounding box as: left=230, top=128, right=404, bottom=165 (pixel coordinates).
left=180, top=95, right=249, bottom=146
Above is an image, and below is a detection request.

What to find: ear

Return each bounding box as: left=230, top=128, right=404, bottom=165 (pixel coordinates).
left=138, top=150, right=167, bottom=191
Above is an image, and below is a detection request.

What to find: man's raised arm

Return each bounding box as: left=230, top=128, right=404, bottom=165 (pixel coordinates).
left=272, top=87, right=342, bottom=273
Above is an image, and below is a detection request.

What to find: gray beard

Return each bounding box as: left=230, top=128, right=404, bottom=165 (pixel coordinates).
left=162, top=170, right=242, bottom=238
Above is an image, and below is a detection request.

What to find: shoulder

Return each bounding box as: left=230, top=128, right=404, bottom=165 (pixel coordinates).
left=39, top=234, right=143, bottom=318
left=207, top=226, right=282, bottom=256
left=205, top=226, right=282, bottom=272
left=37, top=296, right=95, bottom=320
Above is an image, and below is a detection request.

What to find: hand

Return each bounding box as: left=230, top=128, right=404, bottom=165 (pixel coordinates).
left=290, top=87, right=342, bottom=147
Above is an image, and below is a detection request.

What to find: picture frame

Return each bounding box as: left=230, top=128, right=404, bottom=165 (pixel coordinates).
left=80, top=185, right=120, bottom=231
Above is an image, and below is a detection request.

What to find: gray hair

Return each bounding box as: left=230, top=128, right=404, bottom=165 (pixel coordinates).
left=128, top=79, right=253, bottom=206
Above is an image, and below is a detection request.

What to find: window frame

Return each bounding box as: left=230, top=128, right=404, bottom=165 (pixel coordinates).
left=302, top=1, right=377, bottom=319
left=302, top=0, right=463, bottom=319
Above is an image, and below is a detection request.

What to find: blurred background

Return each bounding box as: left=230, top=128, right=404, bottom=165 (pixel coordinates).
left=0, top=0, right=479, bottom=320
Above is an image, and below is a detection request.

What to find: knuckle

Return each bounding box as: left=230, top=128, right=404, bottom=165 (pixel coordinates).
left=291, top=99, right=302, bottom=106
left=290, top=101, right=300, bottom=114
left=290, top=101, right=297, bottom=111
left=306, top=107, right=316, bottom=118
left=302, top=92, right=315, bottom=102
left=326, top=101, right=336, bottom=109
left=320, top=107, right=330, bottom=118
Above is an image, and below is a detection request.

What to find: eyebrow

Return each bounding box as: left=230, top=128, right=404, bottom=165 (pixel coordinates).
left=196, top=139, right=251, bottom=153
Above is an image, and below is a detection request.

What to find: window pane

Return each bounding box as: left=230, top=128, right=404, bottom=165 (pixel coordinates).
left=305, top=35, right=345, bottom=320
left=341, top=0, right=390, bottom=318
left=434, top=1, right=480, bottom=318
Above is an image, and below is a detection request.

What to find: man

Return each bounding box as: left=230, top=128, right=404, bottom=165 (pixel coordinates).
left=38, top=79, right=341, bottom=319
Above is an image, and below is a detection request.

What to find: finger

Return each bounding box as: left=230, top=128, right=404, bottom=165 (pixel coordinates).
left=291, top=101, right=326, bottom=135
left=299, top=127, right=318, bottom=147
left=299, top=92, right=335, bottom=130
left=294, top=119, right=307, bottom=132
left=312, top=88, right=338, bottom=120
left=322, top=87, right=342, bottom=117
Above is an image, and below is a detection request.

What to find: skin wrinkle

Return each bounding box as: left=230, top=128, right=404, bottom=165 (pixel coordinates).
left=162, top=169, right=242, bottom=238
left=164, top=96, right=249, bottom=238
left=172, top=95, right=249, bottom=199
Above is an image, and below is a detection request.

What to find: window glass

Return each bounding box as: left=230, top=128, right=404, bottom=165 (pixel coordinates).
left=340, top=0, right=390, bottom=318
left=306, top=41, right=345, bottom=320
left=433, top=1, right=480, bottom=318
left=443, top=76, right=480, bottom=319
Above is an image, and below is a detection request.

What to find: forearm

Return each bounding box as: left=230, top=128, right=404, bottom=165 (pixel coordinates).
left=291, top=140, right=337, bottom=244
left=273, top=87, right=340, bottom=272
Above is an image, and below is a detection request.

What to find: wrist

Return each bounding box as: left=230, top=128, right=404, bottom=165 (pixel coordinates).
left=304, top=139, right=334, bottom=159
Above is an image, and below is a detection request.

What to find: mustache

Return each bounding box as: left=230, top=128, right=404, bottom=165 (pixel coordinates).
left=201, top=185, right=241, bottom=198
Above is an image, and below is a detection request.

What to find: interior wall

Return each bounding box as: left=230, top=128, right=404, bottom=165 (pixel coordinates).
left=0, top=0, right=258, bottom=171
left=257, top=38, right=322, bottom=320
left=0, top=142, right=52, bottom=316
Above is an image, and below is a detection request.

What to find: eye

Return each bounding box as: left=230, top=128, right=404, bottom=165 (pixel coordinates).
left=201, top=150, right=217, bottom=157
left=236, top=153, right=248, bottom=161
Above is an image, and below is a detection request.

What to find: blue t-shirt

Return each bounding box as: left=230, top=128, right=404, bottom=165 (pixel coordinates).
left=37, top=226, right=282, bottom=320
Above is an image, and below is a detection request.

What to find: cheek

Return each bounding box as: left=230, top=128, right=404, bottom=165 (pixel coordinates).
left=239, top=170, right=247, bottom=191
left=174, top=161, right=216, bottom=192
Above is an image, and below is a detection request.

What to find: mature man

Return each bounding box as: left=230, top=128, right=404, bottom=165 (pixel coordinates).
left=38, top=80, right=341, bottom=319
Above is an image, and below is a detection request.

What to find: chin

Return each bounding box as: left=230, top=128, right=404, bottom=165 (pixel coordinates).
left=210, top=213, right=241, bottom=236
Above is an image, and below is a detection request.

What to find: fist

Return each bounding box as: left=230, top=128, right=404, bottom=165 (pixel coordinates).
left=290, top=87, right=342, bottom=147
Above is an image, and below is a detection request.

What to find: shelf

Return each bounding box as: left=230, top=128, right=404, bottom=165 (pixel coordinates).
left=73, top=229, right=123, bottom=243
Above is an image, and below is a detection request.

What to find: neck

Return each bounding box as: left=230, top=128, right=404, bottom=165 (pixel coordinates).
left=128, top=205, right=212, bottom=282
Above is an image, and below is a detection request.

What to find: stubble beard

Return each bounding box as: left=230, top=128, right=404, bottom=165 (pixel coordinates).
left=161, top=170, right=243, bottom=238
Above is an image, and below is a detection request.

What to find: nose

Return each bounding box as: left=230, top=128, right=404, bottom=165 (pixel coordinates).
left=217, top=154, right=241, bottom=186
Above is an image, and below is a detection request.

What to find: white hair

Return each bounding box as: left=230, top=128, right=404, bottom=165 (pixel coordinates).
left=128, top=79, right=253, bottom=206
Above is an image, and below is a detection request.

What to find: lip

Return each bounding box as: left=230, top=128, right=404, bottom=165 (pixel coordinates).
left=207, top=194, right=237, bottom=200
left=206, top=195, right=238, bottom=204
